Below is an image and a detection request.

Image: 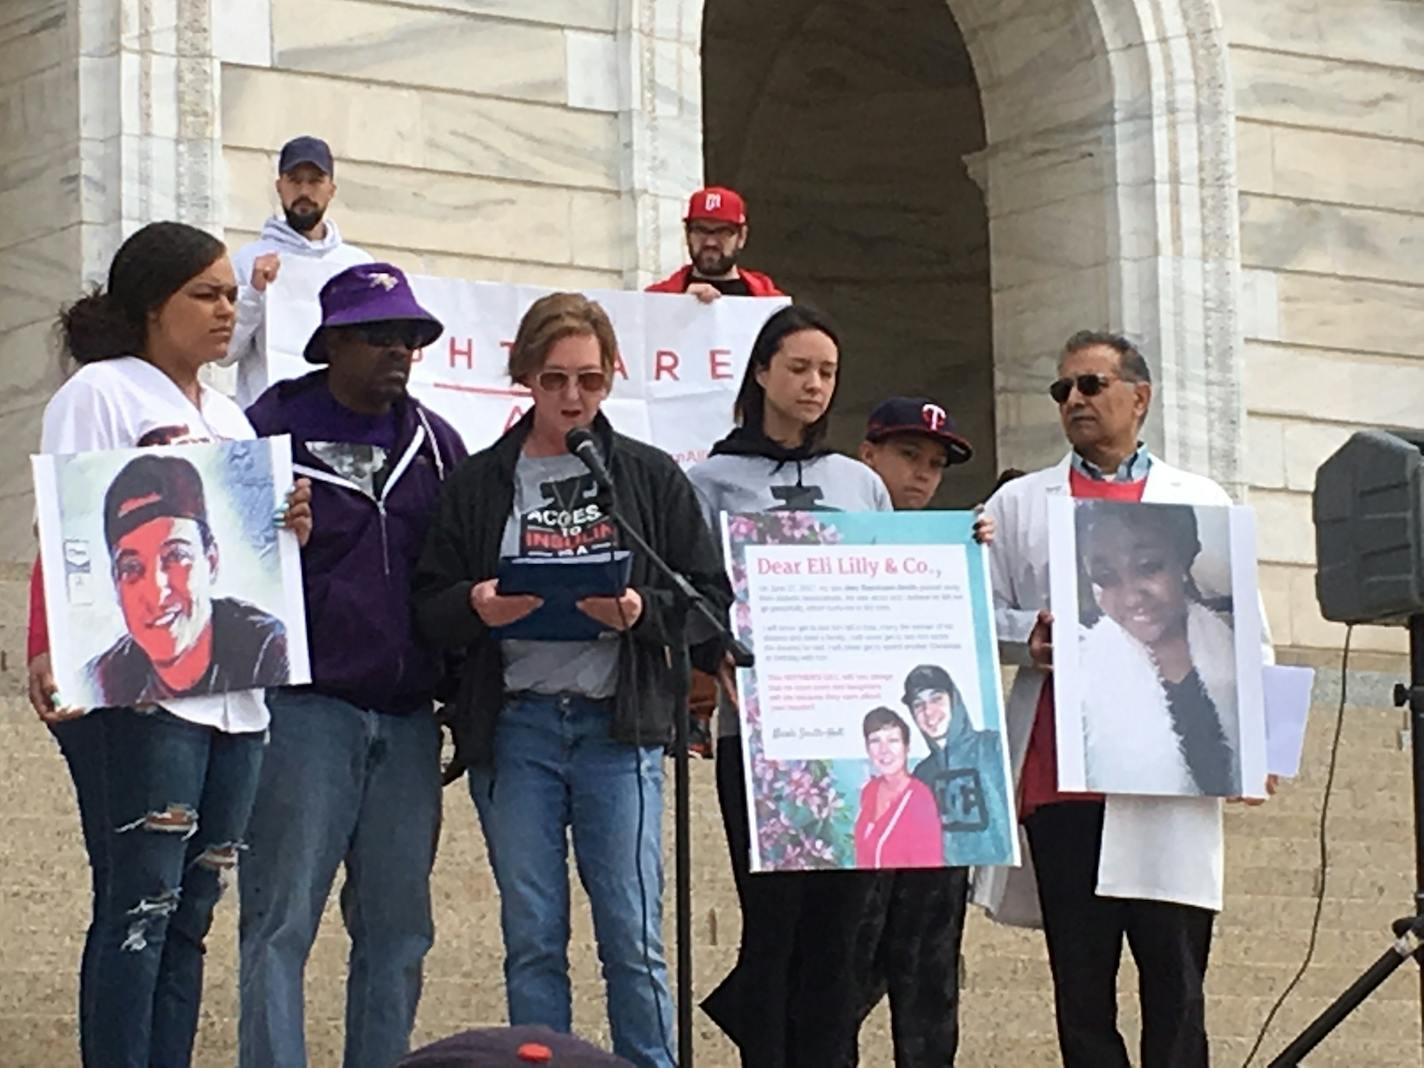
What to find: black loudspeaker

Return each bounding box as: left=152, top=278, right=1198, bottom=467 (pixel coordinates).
left=1314, top=429, right=1424, bottom=625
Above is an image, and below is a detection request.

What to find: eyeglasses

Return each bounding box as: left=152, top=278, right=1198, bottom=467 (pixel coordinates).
left=348, top=323, right=427, bottom=350
left=536, top=369, right=608, bottom=394
left=1048, top=373, right=1120, bottom=404
left=688, top=222, right=739, bottom=240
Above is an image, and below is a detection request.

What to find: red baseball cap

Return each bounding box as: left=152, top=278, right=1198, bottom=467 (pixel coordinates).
left=684, top=186, right=746, bottom=225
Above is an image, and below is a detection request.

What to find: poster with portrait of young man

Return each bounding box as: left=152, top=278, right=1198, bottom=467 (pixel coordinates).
left=1047, top=498, right=1268, bottom=799
left=32, top=438, right=310, bottom=709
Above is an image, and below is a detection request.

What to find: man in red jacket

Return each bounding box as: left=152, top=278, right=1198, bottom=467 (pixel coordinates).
left=646, top=186, right=785, bottom=303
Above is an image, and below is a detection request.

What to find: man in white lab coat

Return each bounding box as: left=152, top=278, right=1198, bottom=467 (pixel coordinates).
left=978, top=330, right=1274, bottom=1068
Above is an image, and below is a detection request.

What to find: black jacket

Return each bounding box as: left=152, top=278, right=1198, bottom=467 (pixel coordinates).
left=412, top=411, right=732, bottom=772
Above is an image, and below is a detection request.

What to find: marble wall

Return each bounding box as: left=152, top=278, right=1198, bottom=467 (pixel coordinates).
left=218, top=0, right=667, bottom=291
left=0, top=1, right=80, bottom=564
left=1222, top=0, right=1423, bottom=655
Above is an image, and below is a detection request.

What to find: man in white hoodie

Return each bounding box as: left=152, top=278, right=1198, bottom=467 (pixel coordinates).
left=224, top=135, right=372, bottom=406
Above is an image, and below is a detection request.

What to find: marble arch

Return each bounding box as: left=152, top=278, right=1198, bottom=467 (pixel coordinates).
left=622, top=0, right=1245, bottom=491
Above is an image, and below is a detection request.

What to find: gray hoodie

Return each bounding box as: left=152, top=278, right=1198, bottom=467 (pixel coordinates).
left=687, top=449, right=892, bottom=736
left=689, top=452, right=891, bottom=540
left=222, top=215, right=372, bottom=406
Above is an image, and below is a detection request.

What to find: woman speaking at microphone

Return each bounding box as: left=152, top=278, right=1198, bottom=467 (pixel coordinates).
left=412, top=292, right=731, bottom=1068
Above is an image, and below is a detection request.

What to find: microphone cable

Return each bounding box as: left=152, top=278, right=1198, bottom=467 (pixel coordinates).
left=1241, top=625, right=1353, bottom=1066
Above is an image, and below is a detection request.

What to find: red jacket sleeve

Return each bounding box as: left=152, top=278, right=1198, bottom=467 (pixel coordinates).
left=645, top=267, right=692, bottom=293
left=741, top=269, right=786, bottom=297
left=28, top=555, right=48, bottom=662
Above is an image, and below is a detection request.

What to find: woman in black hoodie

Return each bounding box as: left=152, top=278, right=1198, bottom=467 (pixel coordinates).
left=688, top=304, right=893, bottom=1067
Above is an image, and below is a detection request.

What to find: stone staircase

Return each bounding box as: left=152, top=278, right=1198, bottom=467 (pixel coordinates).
left=1, top=564, right=1420, bottom=1065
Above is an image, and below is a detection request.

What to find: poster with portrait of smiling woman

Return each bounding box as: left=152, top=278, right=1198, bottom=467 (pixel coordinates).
left=1048, top=498, right=1268, bottom=799
left=32, top=437, right=310, bottom=710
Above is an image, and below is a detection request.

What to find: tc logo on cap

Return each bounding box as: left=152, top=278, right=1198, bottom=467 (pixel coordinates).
left=922, top=403, right=948, bottom=432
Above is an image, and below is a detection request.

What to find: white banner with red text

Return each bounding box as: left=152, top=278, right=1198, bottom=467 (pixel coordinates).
left=263, top=258, right=789, bottom=465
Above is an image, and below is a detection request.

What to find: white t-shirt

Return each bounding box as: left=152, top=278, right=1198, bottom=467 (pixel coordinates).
left=40, top=357, right=270, bottom=733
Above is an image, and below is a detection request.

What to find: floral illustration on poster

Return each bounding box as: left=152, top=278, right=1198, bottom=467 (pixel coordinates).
left=723, top=510, right=1019, bottom=874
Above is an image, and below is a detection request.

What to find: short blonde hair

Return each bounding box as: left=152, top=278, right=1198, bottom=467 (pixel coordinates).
left=507, top=292, right=619, bottom=386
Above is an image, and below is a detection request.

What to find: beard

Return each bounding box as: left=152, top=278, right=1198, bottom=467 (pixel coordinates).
left=692, top=245, right=738, bottom=277
left=283, top=200, right=325, bottom=234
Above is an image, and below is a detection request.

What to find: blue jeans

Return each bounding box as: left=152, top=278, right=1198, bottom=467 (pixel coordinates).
left=470, top=692, right=675, bottom=1068
left=51, top=713, right=109, bottom=1067
left=238, top=690, right=441, bottom=1068
left=75, top=706, right=264, bottom=1067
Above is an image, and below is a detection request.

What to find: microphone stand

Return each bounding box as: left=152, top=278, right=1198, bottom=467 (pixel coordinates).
left=600, top=489, right=752, bottom=1068
left=1268, top=613, right=1424, bottom=1063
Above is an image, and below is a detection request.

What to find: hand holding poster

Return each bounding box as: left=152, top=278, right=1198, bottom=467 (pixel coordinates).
left=265, top=258, right=788, bottom=466
left=724, top=510, right=1019, bottom=873
left=32, top=438, right=310, bottom=709
left=1048, top=498, right=1268, bottom=798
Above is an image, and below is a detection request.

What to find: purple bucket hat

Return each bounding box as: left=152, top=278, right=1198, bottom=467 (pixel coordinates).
left=303, top=262, right=444, bottom=363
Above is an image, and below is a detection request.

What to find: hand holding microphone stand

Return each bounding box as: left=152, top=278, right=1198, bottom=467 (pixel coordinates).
left=567, top=428, right=752, bottom=1068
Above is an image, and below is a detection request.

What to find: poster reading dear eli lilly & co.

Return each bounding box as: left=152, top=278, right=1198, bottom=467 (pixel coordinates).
left=723, top=510, right=1018, bottom=874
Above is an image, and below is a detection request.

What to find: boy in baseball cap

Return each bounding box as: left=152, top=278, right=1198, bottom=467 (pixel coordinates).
left=849, top=403, right=998, bottom=1065
left=858, top=395, right=974, bottom=510
left=645, top=185, right=785, bottom=302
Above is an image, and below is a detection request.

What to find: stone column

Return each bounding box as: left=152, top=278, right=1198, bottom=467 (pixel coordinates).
left=75, top=0, right=224, bottom=284
left=616, top=0, right=705, bottom=287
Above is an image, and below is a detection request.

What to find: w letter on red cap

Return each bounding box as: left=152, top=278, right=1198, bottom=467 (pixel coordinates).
left=921, top=403, right=947, bottom=432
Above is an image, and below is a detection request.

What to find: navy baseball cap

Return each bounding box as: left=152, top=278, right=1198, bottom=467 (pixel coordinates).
left=864, top=396, right=973, bottom=465
left=398, top=1025, right=633, bottom=1066
left=278, top=135, right=334, bottom=176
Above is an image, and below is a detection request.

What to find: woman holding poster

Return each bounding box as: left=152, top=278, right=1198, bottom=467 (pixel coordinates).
left=854, top=707, right=943, bottom=869
left=412, top=293, right=730, bottom=1068
left=25, top=221, right=311, bottom=1066
left=688, top=304, right=893, bottom=1066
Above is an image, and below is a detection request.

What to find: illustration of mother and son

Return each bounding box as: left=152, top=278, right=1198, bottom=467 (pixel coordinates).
left=853, top=664, right=1011, bottom=870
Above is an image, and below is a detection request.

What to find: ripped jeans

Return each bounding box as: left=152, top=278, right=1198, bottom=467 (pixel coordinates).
left=86, top=705, right=264, bottom=1067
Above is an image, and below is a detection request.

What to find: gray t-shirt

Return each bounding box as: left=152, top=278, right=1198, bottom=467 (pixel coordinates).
left=686, top=451, right=893, bottom=735
left=500, top=451, right=621, bottom=698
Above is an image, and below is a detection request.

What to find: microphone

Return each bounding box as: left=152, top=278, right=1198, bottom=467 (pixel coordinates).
left=566, top=427, right=614, bottom=496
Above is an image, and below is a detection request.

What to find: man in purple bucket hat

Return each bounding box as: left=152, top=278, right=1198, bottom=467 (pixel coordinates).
left=238, top=262, right=468, bottom=1068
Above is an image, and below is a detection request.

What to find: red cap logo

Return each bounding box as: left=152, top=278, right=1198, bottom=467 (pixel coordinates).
left=921, top=403, right=948, bottom=432
left=685, top=186, right=746, bottom=225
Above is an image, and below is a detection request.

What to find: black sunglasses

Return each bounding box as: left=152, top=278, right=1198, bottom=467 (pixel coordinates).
left=1049, top=373, right=1121, bottom=404
left=347, top=322, right=428, bottom=350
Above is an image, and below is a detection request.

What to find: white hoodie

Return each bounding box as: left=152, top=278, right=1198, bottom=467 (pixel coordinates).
left=222, top=215, right=372, bottom=406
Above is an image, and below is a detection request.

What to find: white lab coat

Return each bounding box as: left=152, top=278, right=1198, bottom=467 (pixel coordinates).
left=973, top=454, right=1274, bottom=927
